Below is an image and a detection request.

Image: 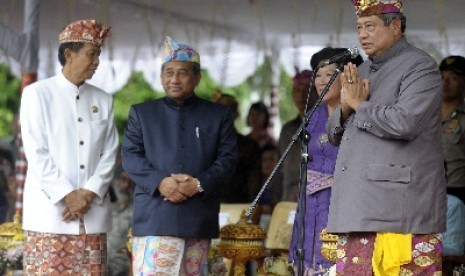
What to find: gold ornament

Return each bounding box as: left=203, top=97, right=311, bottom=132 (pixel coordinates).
left=0, top=212, right=23, bottom=250
left=126, top=227, right=133, bottom=253
left=217, top=211, right=266, bottom=275
left=320, top=228, right=338, bottom=263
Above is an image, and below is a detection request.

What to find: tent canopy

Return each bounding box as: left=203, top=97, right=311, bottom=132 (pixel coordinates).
left=1, top=0, right=464, bottom=93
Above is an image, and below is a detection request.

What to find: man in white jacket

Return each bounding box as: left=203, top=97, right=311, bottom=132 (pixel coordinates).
left=20, top=19, right=118, bottom=275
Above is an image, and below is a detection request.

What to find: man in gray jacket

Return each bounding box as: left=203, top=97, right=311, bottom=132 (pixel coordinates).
left=326, top=0, right=446, bottom=274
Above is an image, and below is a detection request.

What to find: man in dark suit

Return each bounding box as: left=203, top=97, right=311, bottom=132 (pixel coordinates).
left=121, top=36, right=237, bottom=275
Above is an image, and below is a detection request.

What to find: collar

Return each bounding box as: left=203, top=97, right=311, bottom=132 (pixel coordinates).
left=163, top=93, right=198, bottom=107
left=369, top=36, right=408, bottom=71
left=57, top=71, right=81, bottom=96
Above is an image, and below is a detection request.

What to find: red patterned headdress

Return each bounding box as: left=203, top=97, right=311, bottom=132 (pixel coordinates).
left=59, top=19, right=111, bottom=47
left=351, top=0, right=403, bottom=16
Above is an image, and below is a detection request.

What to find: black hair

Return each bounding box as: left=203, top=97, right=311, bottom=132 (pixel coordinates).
left=247, top=101, right=270, bottom=128
left=58, top=42, right=86, bottom=66
left=260, top=143, right=280, bottom=157
left=161, top=62, right=201, bottom=76
left=378, top=13, right=406, bottom=33
left=216, top=94, right=239, bottom=114
left=311, top=47, right=364, bottom=70
left=192, top=63, right=201, bottom=75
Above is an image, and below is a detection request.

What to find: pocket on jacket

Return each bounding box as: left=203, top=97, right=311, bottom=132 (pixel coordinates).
left=90, top=119, right=108, bottom=128
left=195, top=129, right=217, bottom=156
left=85, top=119, right=107, bottom=146
left=366, top=163, right=411, bottom=184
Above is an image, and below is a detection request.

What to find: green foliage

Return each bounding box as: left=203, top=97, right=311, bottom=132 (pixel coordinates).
left=0, top=64, right=21, bottom=139
left=113, top=72, right=165, bottom=141
left=217, top=82, right=252, bottom=132
left=195, top=69, right=219, bottom=100
left=0, top=60, right=296, bottom=143
left=217, top=57, right=296, bottom=131
left=245, top=56, right=274, bottom=100
left=278, top=69, right=297, bottom=124
left=234, top=56, right=296, bottom=124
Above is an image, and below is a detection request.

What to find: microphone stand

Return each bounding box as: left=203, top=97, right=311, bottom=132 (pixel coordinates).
left=244, top=61, right=345, bottom=276
left=296, top=114, right=311, bottom=276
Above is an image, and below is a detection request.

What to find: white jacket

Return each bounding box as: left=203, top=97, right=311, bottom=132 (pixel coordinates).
left=20, top=72, right=118, bottom=234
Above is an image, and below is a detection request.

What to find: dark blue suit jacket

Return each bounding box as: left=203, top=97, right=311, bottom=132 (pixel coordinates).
left=121, top=95, right=237, bottom=238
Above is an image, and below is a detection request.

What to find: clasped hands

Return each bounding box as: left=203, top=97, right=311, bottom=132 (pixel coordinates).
left=159, top=173, right=199, bottom=204
left=61, top=189, right=96, bottom=222
left=340, top=62, right=370, bottom=119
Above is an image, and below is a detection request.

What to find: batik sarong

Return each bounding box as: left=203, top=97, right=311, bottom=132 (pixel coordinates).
left=336, top=232, right=443, bottom=275
left=132, top=236, right=210, bottom=276
left=23, top=230, right=108, bottom=275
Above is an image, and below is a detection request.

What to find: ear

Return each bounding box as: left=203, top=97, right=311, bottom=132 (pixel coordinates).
left=391, top=19, right=401, bottom=35
left=64, top=48, right=73, bottom=63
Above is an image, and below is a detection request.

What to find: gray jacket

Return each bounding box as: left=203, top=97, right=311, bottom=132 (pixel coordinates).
left=327, top=37, right=446, bottom=234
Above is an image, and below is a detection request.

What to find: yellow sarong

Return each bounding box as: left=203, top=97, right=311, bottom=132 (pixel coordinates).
left=372, top=232, right=412, bottom=276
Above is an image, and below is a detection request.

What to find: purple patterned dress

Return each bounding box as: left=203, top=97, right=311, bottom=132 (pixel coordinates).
left=288, top=104, right=338, bottom=275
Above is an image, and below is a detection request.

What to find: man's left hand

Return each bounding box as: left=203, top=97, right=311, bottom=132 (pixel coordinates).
left=61, top=207, right=79, bottom=222
left=171, top=173, right=198, bottom=198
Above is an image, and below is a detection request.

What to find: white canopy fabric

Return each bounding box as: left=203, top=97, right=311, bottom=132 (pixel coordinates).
left=0, top=0, right=39, bottom=74
left=1, top=0, right=464, bottom=93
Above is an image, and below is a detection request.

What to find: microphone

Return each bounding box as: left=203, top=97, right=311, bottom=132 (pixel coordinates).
left=318, top=47, right=359, bottom=67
